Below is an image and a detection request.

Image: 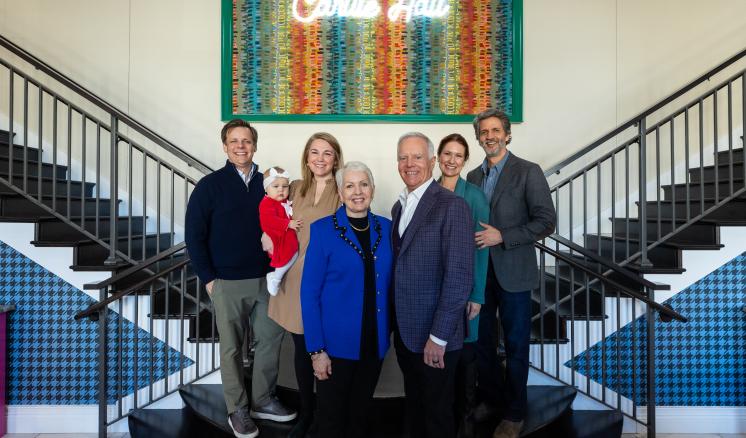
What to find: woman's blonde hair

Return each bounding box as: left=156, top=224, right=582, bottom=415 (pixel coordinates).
left=298, top=132, right=344, bottom=197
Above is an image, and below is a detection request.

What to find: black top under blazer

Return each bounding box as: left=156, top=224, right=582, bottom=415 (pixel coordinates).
left=467, top=153, right=556, bottom=292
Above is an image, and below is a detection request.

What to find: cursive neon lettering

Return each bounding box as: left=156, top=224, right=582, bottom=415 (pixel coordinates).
left=292, top=0, right=381, bottom=23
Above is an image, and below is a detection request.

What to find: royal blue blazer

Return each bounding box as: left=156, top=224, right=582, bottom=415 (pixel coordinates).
left=301, top=206, right=394, bottom=360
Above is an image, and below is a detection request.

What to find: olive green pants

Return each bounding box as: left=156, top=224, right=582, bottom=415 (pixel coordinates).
left=210, top=277, right=285, bottom=415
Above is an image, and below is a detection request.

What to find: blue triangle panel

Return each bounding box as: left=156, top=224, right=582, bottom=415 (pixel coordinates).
left=567, top=252, right=746, bottom=406
left=0, top=240, right=193, bottom=405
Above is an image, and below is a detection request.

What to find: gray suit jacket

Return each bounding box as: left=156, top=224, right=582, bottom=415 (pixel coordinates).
left=391, top=181, right=474, bottom=353
left=466, top=153, right=556, bottom=291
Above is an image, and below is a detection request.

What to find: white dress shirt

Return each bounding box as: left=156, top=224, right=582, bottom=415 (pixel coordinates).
left=397, top=179, right=447, bottom=347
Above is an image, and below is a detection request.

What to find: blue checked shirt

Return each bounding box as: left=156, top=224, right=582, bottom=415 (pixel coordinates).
left=480, top=151, right=510, bottom=201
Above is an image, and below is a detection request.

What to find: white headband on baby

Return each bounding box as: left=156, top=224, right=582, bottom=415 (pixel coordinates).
left=263, top=168, right=291, bottom=190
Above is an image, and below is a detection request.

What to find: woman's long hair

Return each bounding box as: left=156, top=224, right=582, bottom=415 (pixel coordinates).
left=298, top=132, right=344, bottom=197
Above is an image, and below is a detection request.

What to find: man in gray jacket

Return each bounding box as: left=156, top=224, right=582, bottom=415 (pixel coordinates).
left=467, top=109, right=556, bottom=438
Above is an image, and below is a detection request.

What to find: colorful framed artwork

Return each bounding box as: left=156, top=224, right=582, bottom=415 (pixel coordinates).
left=221, top=0, right=523, bottom=122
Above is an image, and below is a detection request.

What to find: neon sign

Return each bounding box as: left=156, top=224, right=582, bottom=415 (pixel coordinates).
left=291, top=0, right=450, bottom=23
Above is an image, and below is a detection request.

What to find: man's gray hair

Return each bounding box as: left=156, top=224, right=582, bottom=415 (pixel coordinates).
left=472, top=108, right=511, bottom=141
left=397, top=132, right=435, bottom=159
left=335, top=161, right=375, bottom=189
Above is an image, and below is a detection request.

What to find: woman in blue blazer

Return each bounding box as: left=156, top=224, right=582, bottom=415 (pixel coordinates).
left=301, top=161, right=393, bottom=438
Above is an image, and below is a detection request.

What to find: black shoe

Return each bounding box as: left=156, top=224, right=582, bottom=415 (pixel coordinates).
left=228, top=407, right=259, bottom=438
left=250, top=396, right=298, bottom=422
left=288, top=414, right=313, bottom=438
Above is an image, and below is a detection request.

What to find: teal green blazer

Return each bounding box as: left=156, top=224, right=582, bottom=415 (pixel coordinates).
left=454, top=178, right=490, bottom=343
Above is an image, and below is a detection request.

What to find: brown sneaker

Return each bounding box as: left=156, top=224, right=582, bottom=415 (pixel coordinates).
left=228, top=407, right=259, bottom=438
left=493, top=419, right=524, bottom=438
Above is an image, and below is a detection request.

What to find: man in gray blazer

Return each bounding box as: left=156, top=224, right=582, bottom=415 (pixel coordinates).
left=392, top=132, right=474, bottom=438
left=466, top=109, right=556, bottom=438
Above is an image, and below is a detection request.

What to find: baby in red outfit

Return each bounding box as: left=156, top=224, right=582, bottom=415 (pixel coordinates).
left=259, top=166, right=302, bottom=295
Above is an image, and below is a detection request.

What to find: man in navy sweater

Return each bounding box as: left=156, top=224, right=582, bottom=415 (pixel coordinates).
left=185, top=119, right=296, bottom=438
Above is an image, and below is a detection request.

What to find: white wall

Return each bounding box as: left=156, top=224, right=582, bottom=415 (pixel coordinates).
left=1, top=0, right=745, bottom=214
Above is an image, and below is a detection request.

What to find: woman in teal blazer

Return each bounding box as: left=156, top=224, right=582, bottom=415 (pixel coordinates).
left=437, top=133, right=490, bottom=437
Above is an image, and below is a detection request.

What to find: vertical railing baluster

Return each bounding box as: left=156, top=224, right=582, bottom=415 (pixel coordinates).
left=631, top=297, right=637, bottom=420
left=624, top=145, right=630, bottom=262
left=7, top=67, right=13, bottom=182
left=22, top=78, right=28, bottom=192
left=164, top=274, right=170, bottom=393
left=105, top=115, right=119, bottom=265
left=133, top=289, right=139, bottom=410
left=727, top=81, right=733, bottom=196
left=638, top=119, right=651, bottom=267
left=699, top=100, right=705, bottom=215
left=554, top=258, right=560, bottom=380
left=180, top=267, right=186, bottom=387
left=195, top=278, right=201, bottom=378
left=52, top=98, right=57, bottom=212
left=156, top=161, right=162, bottom=256
left=742, top=73, right=745, bottom=185
left=655, top=128, right=661, bottom=241
left=539, top=248, right=545, bottom=371
left=66, top=105, right=71, bottom=217
left=600, top=282, right=606, bottom=403
left=170, top=169, right=175, bottom=249
left=97, top=287, right=108, bottom=438
left=646, top=288, right=657, bottom=437
left=670, top=118, right=676, bottom=226
left=142, top=154, right=147, bottom=261
left=36, top=85, right=42, bottom=200
left=611, top=154, right=616, bottom=260
left=713, top=92, right=719, bottom=202
left=684, top=108, right=690, bottom=222
left=80, top=113, right=87, bottom=227
left=128, top=142, right=133, bottom=258
left=584, top=271, right=590, bottom=395
left=615, top=289, right=621, bottom=411
left=596, top=165, right=601, bottom=257
left=95, top=123, right=101, bottom=237
left=149, top=283, right=154, bottom=403
left=117, top=298, right=123, bottom=419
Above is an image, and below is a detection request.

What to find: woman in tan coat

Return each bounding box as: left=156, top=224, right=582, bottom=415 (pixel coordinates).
left=267, top=132, right=343, bottom=437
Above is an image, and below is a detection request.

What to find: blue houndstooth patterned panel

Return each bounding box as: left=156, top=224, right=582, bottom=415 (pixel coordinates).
left=567, top=251, right=746, bottom=406
left=0, top=241, right=193, bottom=404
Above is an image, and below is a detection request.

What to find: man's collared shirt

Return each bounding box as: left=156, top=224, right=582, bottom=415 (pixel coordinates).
left=235, top=162, right=257, bottom=187
left=397, top=178, right=448, bottom=347
left=398, top=178, right=435, bottom=236
left=480, top=150, right=510, bottom=201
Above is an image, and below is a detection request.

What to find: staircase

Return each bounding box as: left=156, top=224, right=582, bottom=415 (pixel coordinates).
left=2, top=34, right=744, bottom=437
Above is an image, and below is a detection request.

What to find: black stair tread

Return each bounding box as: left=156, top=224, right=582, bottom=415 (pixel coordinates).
left=588, top=233, right=724, bottom=250
left=0, top=192, right=119, bottom=202
left=70, top=262, right=132, bottom=271
left=551, top=409, right=623, bottom=438
left=625, top=263, right=686, bottom=274
left=180, top=384, right=294, bottom=437
left=180, top=383, right=575, bottom=437
left=128, top=408, right=231, bottom=438
left=35, top=232, right=168, bottom=247
left=699, top=218, right=746, bottom=225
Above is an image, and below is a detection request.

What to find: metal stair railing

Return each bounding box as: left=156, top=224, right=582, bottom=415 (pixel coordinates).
left=533, top=234, right=685, bottom=435
left=0, top=34, right=212, bottom=268
left=74, top=245, right=218, bottom=436
left=536, top=48, right=745, bottom=437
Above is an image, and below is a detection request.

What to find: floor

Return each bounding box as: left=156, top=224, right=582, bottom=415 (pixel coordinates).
left=3, top=433, right=744, bottom=437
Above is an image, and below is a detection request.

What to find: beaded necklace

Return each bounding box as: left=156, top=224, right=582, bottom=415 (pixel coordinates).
left=332, top=213, right=383, bottom=260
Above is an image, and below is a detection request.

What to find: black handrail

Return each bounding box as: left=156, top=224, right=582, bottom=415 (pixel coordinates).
left=74, top=255, right=191, bottom=321
left=0, top=34, right=212, bottom=175
left=547, top=234, right=669, bottom=291
left=536, top=241, right=686, bottom=322
left=83, top=242, right=187, bottom=291
left=544, top=47, right=746, bottom=177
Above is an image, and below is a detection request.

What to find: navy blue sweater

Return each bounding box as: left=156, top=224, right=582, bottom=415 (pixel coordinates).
left=185, top=161, right=270, bottom=284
